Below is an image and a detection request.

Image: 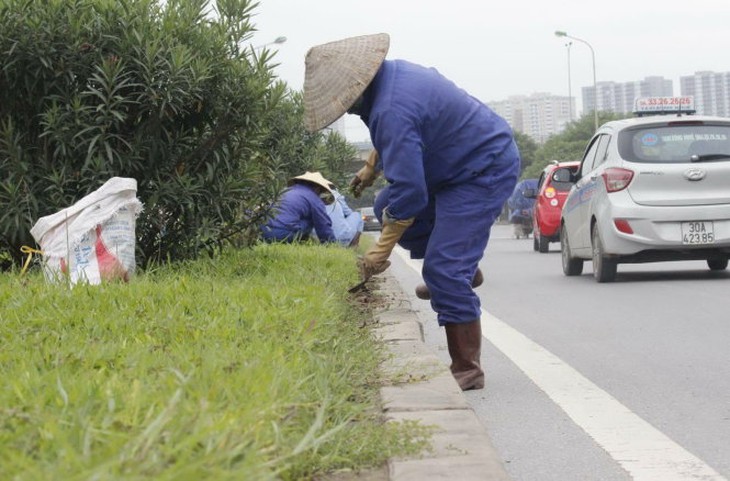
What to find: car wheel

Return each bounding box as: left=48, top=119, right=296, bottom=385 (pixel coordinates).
left=560, top=225, right=583, bottom=276
left=533, top=235, right=539, bottom=251
left=591, top=226, right=617, bottom=283
left=538, top=233, right=550, bottom=253
left=707, top=258, right=728, bottom=271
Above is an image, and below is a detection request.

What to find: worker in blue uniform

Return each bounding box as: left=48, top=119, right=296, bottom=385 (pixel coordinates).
left=302, top=34, right=519, bottom=390
left=261, top=172, right=338, bottom=244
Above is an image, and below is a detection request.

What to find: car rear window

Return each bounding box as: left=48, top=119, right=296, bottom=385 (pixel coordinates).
left=619, top=123, right=730, bottom=163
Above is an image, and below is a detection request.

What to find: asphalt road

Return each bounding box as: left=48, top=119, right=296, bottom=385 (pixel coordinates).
left=381, top=223, right=730, bottom=481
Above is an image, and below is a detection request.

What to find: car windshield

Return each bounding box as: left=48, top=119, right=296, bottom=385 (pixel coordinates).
left=619, top=123, right=730, bottom=163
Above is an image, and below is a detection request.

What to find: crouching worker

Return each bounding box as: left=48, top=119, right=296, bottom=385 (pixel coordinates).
left=261, top=172, right=338, bottom=244
left=327, top=185, right=364, bottom=247
left=302, top=33, right=520, bottom=391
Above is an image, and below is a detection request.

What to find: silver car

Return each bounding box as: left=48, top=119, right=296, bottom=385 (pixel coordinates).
left=557, top=99, right=730, bottom=282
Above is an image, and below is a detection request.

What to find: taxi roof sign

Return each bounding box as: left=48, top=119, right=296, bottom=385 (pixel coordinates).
left=633, top=96, right=696, bottom=116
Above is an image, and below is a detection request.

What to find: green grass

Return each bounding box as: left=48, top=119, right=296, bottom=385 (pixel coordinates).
left=0, top=242, right=429, bottom=480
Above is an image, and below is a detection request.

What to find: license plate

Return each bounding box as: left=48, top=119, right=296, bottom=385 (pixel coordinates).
left=681, top=221, right=715, bottom=245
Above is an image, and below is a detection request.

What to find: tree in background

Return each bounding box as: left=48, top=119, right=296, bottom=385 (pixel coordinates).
left=257, top=86, right=355, bottom=190
left=513, top=131, right=539, bottom=177
left=0, top=0, right=352, bottom=269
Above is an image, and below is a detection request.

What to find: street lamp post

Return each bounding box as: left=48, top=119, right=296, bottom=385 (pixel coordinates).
left=555, top=30, right=598, bottom=131
left=565, top=41, right=573, bottom=122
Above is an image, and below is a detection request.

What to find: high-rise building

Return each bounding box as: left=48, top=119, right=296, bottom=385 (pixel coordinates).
left=680, top=71, right=730, bottom=117
left=489, top=93, right=574, bottom=144
left=582, top=76, right=673, bottom=115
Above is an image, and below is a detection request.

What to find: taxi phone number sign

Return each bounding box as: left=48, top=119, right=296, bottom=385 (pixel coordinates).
left=634, top=96, right=695, bottom=113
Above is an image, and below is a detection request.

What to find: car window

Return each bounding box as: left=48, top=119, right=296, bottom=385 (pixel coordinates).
left=580, top=135, right=610, bottom=176
left=580, top=136, right=602, bottom=176
left=593, top=135, right=611, bottom=169
left=619, top=123, right=730, bottom=163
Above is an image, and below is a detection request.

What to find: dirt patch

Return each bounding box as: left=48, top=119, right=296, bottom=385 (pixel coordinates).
left=348, top=277, right=391, bottom=321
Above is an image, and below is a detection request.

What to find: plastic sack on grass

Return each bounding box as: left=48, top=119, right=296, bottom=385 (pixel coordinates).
left=30, top=177, right=143, bottom=285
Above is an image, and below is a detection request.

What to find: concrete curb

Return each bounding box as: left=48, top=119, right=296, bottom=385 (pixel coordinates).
left=371, top=273, right=512, bottom=481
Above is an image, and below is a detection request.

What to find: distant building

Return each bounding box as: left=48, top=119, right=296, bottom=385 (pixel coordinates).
left=582, top=76, right=673, bottom=115
left=680, top=71, right=730, bottom=117
left=489, top=93, right=574, bottom=144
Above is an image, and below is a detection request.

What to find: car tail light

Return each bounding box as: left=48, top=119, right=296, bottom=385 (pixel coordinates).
left=544, top=186, right=557, bottom=199
left=601, top=168, right=634, bottom=193
left=613, top=218, right=634, bottom=234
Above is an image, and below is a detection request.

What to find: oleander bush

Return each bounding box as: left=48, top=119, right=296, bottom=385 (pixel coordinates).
left=0, top=0, right=355, bottom=270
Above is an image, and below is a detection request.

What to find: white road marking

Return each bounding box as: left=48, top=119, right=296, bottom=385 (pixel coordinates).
left=393, top=246, right=726, bottom=481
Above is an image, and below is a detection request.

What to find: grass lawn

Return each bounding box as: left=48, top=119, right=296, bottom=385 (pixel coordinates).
left=0, top=242, right=429, bottom=480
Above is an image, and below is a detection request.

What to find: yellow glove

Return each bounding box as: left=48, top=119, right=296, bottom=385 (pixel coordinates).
left=349, top=150, right=381, bottom=198
left=358, top=215, right=414, bottom=280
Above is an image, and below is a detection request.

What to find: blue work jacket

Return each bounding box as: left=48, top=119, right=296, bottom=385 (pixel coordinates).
left=507, top=178, right=538, bottom=221
left=357, top=60, right=516, bottom=220
left=261, top=184, right=336, bottom=243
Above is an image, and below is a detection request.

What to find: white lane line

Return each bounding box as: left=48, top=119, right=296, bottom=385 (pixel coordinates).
left=393, top=246, right=726, bottom=481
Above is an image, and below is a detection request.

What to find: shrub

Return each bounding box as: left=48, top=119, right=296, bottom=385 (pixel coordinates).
left=0, top=0, right=355, bottom=269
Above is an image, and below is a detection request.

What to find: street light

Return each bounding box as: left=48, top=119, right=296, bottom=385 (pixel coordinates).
left=565, top=41, right=573, bottom=122
left=555, top=30, right=598, bottom=131
left=254, top=36, right=287, bottom=51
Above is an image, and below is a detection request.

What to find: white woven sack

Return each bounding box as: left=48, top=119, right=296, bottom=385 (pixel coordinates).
left=30, top=177, right=143, bottom=285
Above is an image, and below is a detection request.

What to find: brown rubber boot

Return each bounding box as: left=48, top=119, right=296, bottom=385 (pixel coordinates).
left=414, top=283, right=431, bottom=300
left=415, top=268, right=484, bottom=300
left=445, top=320, right=484, bottom=391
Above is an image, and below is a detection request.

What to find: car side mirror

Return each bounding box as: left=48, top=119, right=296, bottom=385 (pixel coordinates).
left=523, top=188, right=537, bottom=199
left=551, top=167, right=576, bottom=183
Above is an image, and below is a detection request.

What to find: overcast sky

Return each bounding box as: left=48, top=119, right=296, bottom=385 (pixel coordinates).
left=251, top=0, right=730, bottom=141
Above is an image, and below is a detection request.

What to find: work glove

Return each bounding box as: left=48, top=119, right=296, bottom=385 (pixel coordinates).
left=358, top=212, right=414, bottom=281
left=349, top=150, right=380, bottom=198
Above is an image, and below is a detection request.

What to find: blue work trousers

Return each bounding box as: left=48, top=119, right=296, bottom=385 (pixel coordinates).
left=375, top=145, right=518, bottom=325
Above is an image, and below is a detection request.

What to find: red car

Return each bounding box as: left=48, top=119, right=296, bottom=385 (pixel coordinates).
left=529, top=161, right=580, bottom=253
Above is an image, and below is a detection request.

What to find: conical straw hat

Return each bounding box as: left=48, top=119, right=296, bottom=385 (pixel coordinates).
left=288, top=171, right=334, bottom=194
left=303, top=33, right=390, bottom=132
